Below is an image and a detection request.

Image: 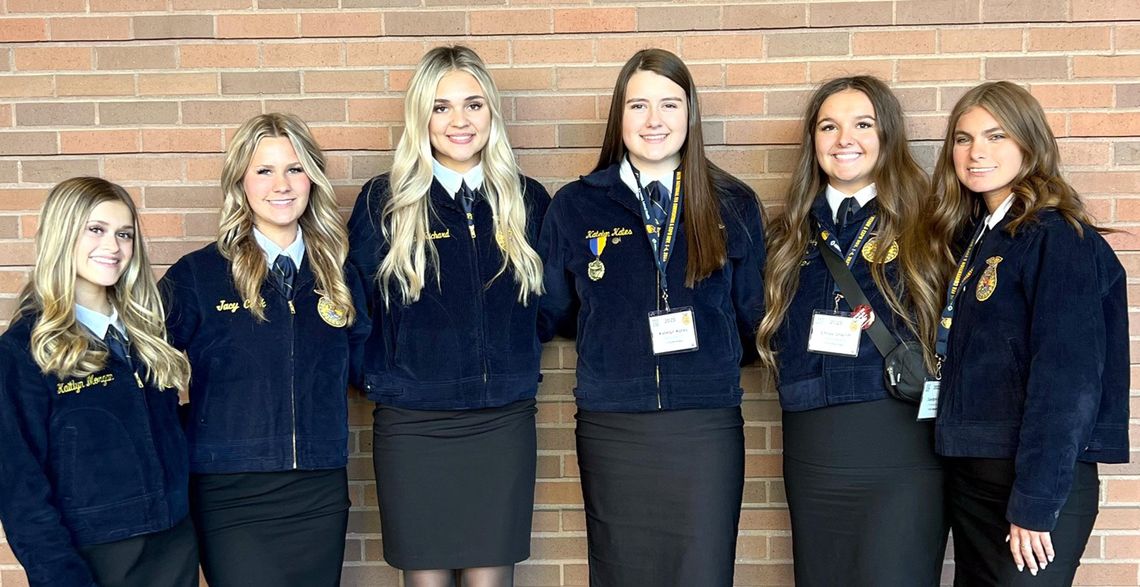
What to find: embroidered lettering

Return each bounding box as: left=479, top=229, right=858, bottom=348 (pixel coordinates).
left=429, top=229, right=451, bottom=240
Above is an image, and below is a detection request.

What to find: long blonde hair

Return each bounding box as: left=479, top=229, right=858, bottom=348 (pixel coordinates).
left=217, top=113, right=356, bottom=324
left=756, top=77, right=944, bottom=376
left=929, top=81, right=1107, bottom=265
left=15, top=177, right=191, bottom=390
left=378, top=45, right=543, bottom=306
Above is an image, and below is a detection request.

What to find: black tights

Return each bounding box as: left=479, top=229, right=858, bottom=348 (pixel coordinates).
left=404, top=565, right=514, bottom=587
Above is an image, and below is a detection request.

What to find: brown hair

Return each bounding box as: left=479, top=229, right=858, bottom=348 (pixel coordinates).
left=756, top=76, right=943, bottom=375
left=596, top=48, right=749, bottom=286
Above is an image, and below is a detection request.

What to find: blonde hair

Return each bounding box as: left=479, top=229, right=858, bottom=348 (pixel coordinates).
left=378, top=45, right=543, bottom=305
left=15, top=177, right=191, bottom=390
left=217, top=113, right=356, bottom=324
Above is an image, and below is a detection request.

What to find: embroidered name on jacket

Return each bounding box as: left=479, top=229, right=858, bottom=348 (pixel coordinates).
left=215, top=298, right=267, bottom=313
left=429, top=229, right=451, bottom=240
left=585, top=227, right=634, bottom=241
left=57, top=372, right=115, bottom=394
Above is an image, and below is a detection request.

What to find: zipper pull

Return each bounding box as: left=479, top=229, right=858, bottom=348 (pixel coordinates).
left=134, top=371, right=144, bottom=389
left=288, top=300, right=296, bottom=315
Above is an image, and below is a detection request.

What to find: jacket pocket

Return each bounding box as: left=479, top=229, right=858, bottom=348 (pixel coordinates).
left=55, top=412, right=148, bottom=510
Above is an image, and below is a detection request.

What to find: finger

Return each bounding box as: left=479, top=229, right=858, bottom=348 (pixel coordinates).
left=1010, top=534, right=1025, bottom=572
left=1043, top=533, right=1055, bottom=563
left=1030, top=534, right=1048, bottom=572
left=1022, top=537, right=1038, bottom=575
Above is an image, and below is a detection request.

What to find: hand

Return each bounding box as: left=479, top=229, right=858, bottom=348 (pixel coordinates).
left=1007, top=523, right=1054, bottom=576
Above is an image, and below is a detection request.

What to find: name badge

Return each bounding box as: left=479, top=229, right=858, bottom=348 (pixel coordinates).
left=917, top=380, right=940, bottom=421
left=806, top=310, right=862, bottom=357
left=648, top=307, right=699, bottom=355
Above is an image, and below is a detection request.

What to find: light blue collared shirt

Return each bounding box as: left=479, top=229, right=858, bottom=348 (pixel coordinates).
left=75, top=304, right=127, bottom=341
left=432, top=158, right=484, bottom=199
left=253, top=226, right=306, bottom=268
left=825, top=183, right=877, bottom=224
left=620, top=157, right=674, bottom=200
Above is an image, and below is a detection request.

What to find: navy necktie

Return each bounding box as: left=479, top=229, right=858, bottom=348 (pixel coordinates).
left=646, top=180, right=670, bottom=227
left=836, top=196, right=860, bottom=230
left=457, top=181, right=479, bottom=215
left=104, top=327, right=130, bottom=365
left=273, top=255, right=296, bottom=300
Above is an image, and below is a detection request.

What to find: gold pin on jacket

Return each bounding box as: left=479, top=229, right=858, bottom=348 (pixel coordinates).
left=315, top=291, right=348, bottom=327
left=976, top=256, right=1003, bottom=302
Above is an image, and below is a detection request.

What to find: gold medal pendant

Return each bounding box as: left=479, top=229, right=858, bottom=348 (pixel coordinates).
left=861, top=236, right=899, bottom=263
left=587, top=258, right=605, bottom=281
left=316, top=295, right=348, bottom=327
left=975, top=256, right=1003, bottom=302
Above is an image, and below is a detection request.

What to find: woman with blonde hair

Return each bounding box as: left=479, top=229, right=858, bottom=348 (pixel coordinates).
left=0, top=177, right=197, bottom=586
left=929, top=81, right=1128, bottom=586
left=538, top=49, right=765, bottom=585
left=348, top=45, right=548, bottom=587
left=755, top=76, right=948, bottom=586
left=161, top=113, right=369, bottom=586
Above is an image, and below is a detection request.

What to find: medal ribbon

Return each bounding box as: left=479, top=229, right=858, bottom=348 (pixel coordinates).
left=631, top=160, right=683, bottom=309
left=934, top=220, right=990, bottom=362
left=589, top=235, right=607, bottom=257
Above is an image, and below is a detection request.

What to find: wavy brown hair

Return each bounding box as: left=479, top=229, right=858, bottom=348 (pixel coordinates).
left=929, top=81, right=1107, bottom=270
left=756, top=76, right=943, bottom=377
left=16, top=177, right=191, bottom=390
left=597, top=48, right=750, bottom=286
left=217, top=113, right=356, bottom=324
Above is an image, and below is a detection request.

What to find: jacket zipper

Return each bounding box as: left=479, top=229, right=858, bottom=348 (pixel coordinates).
left=288, top=299, right=298, bottom=469
left=468, top=211, right=490, bottom=390
left=655, top=271, right=662, bottom=410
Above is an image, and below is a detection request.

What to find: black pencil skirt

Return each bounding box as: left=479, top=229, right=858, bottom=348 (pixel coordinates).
left=948, top=458, right=1099, bottom=586
left=782, top=399, right=948, bottom=587
left=78, top=515, right=198, bottom=587
left=372, top=398, right=537, bottom=570
left=190, top=467, right=350, bottom=587
left=575, top=407, right=745, bottom=587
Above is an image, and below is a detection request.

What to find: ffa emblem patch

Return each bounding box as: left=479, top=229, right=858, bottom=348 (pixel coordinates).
left=975, top=256, right=1003, bottom=302
left=861, top=236, right=899, bottom=263
left=317, top=295, right=348, bottom=328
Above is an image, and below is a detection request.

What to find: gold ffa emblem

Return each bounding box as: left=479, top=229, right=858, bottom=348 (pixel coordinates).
left=316, top=294, right=348, bottom=328
left=975, top=256, right=1003, bottom=302
left=861, top=236, right=899, bottom=263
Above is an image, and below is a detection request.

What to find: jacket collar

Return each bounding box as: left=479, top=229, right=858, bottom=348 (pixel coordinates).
left=582, top=162, right=644, bottom=215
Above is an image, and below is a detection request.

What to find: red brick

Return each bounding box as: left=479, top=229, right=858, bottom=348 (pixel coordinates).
left=767, top=31, right=848, bottom=58
left=682, top=33, right=764, bottom=60
left=21, top=158, right=101, bottom=184
left=725, top=119, right=800, bottom=146
left=179, top=44, right=260, bottom=69
left=809, top=60, right=894, bottom=83
left=303, top=70, right=386, bottom=94
left=470, top=9, right=552, bottom=35
left=300, top=12, right=383, bottom=38
left=1, top=17, right=47, bottom=41
left=141, top=129, right=224, bottom=153
left=727, top=63, right=807, bottom=86
left=940, top=27, right=1024, bottom=53
left=16, top=103, right=95, bottom=127
left=56, top=74, right=135, bottom=97
left=987, top=56, right=1070, bottom=81
left=95, top=46, right=177, bottom=71
left=899, top=58, right=981, bottom=82
left=14, top=47, right=92, bottom=71
left=982, top=0, right=1067, bottom=23
left=594, top=36, right=677, bottom=63
left=182, top=100, right=262, bottom=125
left=90, top=0, right=166, bottom=10
left=554, top=8, right=635, bottom=33
left=1072, top=0, right=1140, bottom=20
left=513, top=39, right=594, bottom=65
left=99, top=101, right=179, bottom=125
left=60, top=129, right=139, bottom=154
left=105, top=156, right=186, bottom=182
left=260, top=0, right=337, bottom=7
left=638, top=5, right=720, bottom=32
left=0, top=75, right=54, bottom=98
left=133, top=15, right=215, bottom=40
left=1029, top=26, right=1112, bottom=51
left=345, top=41, right=425, bottom=67
left=853, top=31, right=936, bottom=56
left=346, top=98, right=401, bottom=123
left=384, top=11, right=465, bottom=36
left=217, top=14, right=300, bottom=39
left=1029, top=84, right=1114, bottom=108
left=264, top=99, right=346, bottom=123
left=723, top=4, right=807, bottom=29
left=1073, top=55, right=1140, bottom=79
left=263, top=43, right=343, bottom=68
left=220, top=71, right=301, bottom=95
left=490, top=67, right=555, bottom=91
left=516, top=95, right=596, bottom=122
left=8, top=0, right=85, bottom=11
left=810, top=2, right=893, bottom=27
left=898, top=0, right=980, bottom=24
left=138, top=73, right=218, bottom=96
left=1071, top=113, right=1140, bottom=137
left=310, top=126, right=390, bottom=151
left=703, top=90, right=766, bottom=116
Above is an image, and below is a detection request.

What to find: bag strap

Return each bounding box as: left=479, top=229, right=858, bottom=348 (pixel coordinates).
left=815, top=235, right=899, bottom=359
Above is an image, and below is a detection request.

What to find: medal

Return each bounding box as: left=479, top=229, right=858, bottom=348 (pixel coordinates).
left=861, top=236, right=899, bottom=263
left=975, top=256, right=1003, bottom=302
left=587, top=235, right=607, bottom=282
left=316, top=294, right=348, bottom=328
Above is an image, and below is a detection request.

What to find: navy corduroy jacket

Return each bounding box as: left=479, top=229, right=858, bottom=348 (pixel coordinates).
left=774, top=195, right=915, bottom=411
left=347, top=173, right=550, bottom=410
left=160, top=243, right=370, bottom=474
left=0, top=314, right=189, bottom=587
left=936, top=209, right=1130, bottom=531
left=538, top=163, right=766, bottom=412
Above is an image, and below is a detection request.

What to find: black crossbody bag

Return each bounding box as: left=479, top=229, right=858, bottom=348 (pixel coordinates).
left=816, top=238, right=929, bottom=403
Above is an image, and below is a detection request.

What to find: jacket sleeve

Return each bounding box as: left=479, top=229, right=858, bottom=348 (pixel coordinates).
left=346, top=177, right=387, bottom=305
left=158, top=256, right=201, bottom=352
left=537, top=188, right=579, bottom=342
left=728, top=192, right=766, bottom=364
left=344, top=262, right=373, bottom=389
left=0, top=344, right=98, bottom=587
left=1007, top=223, right=1108, bottom=531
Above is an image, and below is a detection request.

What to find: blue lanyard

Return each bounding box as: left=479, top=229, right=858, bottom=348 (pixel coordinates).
left=934, top=221, right=990, bottom=368
left=631, top=161, right=683, bottom=309
left=817, top=215, right=878, bottom=303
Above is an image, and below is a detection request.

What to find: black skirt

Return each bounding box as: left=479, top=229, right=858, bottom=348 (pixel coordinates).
left=575, top=407, right=744, bottom=587
left=191, top=467, right=350, bottom=587
left=782, top=399, right=948, bottom=587
left=372, top=398, right=537, bottom=570
left=78, top=515, right=198, bottom=587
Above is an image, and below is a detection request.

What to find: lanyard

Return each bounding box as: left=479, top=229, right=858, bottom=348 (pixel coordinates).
left=934, top=221, right=990, bottom=370
left=817, top=215, right=878, bottom=305
left=631, top=160, right=683, bottom=309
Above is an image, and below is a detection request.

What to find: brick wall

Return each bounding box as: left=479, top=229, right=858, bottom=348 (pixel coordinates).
left=1, top=1, right=1138, bottom=585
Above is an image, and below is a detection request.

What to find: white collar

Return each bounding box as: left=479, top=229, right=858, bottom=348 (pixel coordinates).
left=75, top=304, right=127, bottom=341
left=253, top=226, right=305, bottom=268
left=619, top=157, right=675, bottom=199
left=983, top=194, right=1016, bottom=230
left=432, top=158, right=484, bottom=199
left=825, top=183, right=877, bottom=223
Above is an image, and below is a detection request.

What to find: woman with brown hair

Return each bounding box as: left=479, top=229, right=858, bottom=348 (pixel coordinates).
left=929, top=81, right=1128, bottom=586
left=755, top=76, right=948, bottom=586
left=538, top=48, right=765, bottom=586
